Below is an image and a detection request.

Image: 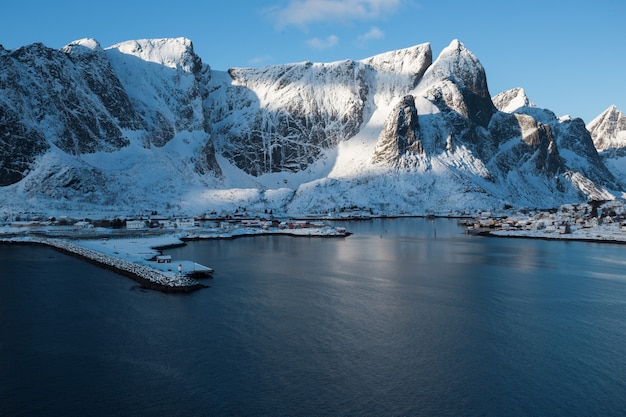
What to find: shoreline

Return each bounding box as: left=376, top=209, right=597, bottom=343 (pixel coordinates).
left=1, top=238, right=207, bottom=293
left=178, top=230, right=353, bottom=243
left=477, top=229, right=626, bottom=245
left=0, top=224, right=353, bottom=293
left=10, top=212, right=626, bottom=293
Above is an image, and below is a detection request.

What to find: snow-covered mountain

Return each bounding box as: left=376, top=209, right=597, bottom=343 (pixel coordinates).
left=492, top=87, right=535, bottom=113
left=586, top=105, right=626, bottom=188
left=0, top=37, right=623, bottom=218
left=587, top=105, right=626, bottom=152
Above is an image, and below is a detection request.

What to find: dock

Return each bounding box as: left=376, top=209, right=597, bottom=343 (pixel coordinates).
left=152, top=259, right=214, bottom=279
left=13, top=237, right=208, bottom=292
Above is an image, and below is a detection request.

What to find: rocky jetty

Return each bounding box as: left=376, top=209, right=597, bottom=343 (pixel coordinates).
left=10, top=237, right=205, bottom=292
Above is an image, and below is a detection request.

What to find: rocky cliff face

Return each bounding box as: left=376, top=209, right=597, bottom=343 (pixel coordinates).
left=487, top=111, right=563, bottom=178
left=585, top=105, right=626, bottom=189
left=0, top=37, right=220, bottom=196
left=485, top=102, right=617, bottom=202
left=0, top=37, right=622, bottom=215
left=205, top=43, right=435, bottom=177
left=372, top=95, right=423, bottom=165
left=365, top=42, right=618, bottom=206
left=105, top=38, right=210, bottom=147
left=207, top=60, right=369, bottom=176
left=0, top=41, right=132, bottom=185
left=62, top=39, right=142, bottom=133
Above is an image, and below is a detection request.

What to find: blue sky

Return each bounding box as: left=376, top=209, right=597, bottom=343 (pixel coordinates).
left=2, top=0, right=624, bottom=122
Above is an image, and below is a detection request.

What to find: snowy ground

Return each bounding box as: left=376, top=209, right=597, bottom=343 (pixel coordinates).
left=489, top=223, right=626, bottom=243
left=1, top=223, right=350, bottom=288
left=4, top=204, right=626, bottom=293
left=471, top=199, right=626, bottom=244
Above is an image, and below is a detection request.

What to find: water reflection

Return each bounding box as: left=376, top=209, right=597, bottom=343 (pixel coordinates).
left=3, top=219, right=626, bottom=416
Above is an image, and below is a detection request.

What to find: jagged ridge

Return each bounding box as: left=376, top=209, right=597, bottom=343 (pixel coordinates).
left=0, top=37, right=624, bottom=217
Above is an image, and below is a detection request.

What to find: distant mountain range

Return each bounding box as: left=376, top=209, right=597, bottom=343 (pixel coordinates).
left=1, top=37, right=625, bottom=218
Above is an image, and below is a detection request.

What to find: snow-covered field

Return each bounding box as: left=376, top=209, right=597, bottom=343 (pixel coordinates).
left=490, top=223, right=626, bottom=243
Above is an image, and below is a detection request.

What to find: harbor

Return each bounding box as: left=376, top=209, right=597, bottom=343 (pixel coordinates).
left=2, top=237, right=209, bottom=293
left=0, top=216, right=350, bottom=293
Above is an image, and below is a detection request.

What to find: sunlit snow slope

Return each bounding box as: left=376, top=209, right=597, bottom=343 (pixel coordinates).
left=0, top=37, right=624, bottom=218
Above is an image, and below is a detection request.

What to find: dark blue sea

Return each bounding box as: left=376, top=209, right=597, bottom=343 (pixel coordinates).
left=1, top=218, right=625, bottom=416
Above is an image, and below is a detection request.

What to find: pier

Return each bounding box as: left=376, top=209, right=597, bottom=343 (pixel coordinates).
left=10, top=237, right=207, bottom=293
left=152, top=259, right=214, bottom=279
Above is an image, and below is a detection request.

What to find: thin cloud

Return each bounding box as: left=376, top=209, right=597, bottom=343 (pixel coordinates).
left=306, top=35, right=339, bottom=49
left=355, top=26, right=384, bottom=47
left=248, top=55, right=273, bottom=66
left=267, top=0, right=403, bottom=29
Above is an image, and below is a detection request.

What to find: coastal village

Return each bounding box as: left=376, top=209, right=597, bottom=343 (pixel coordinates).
left=4, top=198, right=626, bottom=292
left=464, top=199, right=626, bottom=243
left=1, top=211, right=352, bottom=292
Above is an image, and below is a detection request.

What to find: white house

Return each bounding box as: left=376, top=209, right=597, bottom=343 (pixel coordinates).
left=73, top=221, right=93, bottom=229
left=176, top=218, right=196, bottom=228
left=126, top=220, right=146, bottom=229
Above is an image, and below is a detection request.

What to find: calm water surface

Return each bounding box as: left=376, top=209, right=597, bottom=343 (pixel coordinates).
left=1, top=218, right=626, bottom=416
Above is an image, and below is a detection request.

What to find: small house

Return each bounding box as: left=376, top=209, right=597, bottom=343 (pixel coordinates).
left=126, top=220, right=146, bottom=229
left=176, top=218, right=196, bottom=228
left=242, top=219, right=262, bottom=228
left=156, top=255, right=172, bottom=264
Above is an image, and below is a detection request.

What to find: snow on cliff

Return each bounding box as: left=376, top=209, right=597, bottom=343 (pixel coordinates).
left=0, top=38, right=622, bottom=219
left=492, top=87, right=536, bottom=113
left=587, top=105, right=626, bottom=190
left=587, top=105, right=626, bottom=152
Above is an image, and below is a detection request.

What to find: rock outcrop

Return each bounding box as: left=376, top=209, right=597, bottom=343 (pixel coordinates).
left=372, top=95, right=423, bottom=165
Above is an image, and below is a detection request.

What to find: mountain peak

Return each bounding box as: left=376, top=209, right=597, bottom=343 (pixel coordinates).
left=361, top=42, right=432, bottom=75
left=0, top=36, right=622, bottom=215
left=429, top=39, right=487, bottom=90
left=492, top=87, right=536, bottom=113
left=106, top=37, right=201, bottom=72
left=445, top=38, right=463, bottom=53
left=587, top=105, right=626, bottom=151
left=63, top=38, right=102, bottom=54
left=418, top=39, right=495, bottom=127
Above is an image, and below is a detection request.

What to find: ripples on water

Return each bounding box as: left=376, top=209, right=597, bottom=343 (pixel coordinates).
left=1, top=219, right=626, bottom=416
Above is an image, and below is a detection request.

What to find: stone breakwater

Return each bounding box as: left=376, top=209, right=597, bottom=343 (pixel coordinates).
left=7, top=237, right=206, bottom=293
